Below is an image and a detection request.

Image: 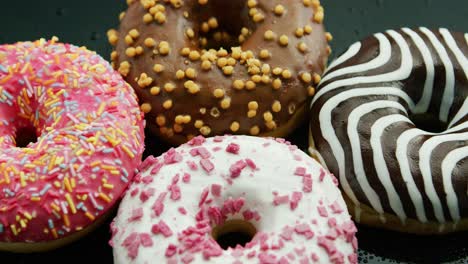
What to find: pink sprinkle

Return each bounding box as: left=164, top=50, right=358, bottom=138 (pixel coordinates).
left=170, top=185, right=181, bottom=200
left=122, top=232, right=140, bottom=259
left=279, top=257, right=290, bottom=264
left=198, top=147, right=211, bottom=159
left=226, top=143, right=240, bottom=154
left=290, top=191, right=303, bottom=210
left=311, top=253, right=319, bottom=261
left=189, top=148, right=199, bottom=156
left=152, top=220, right=173, bottom=237
left=178, top=207, right=187, bottom=215
left=295, top=247, right=306, bottom=256
left=280, top=226, right=294, bottom=241
left=340, top=220, right=358, bottom=243
left=188, top=136, right=206, bottom=146
left=230, top=160, right=247, bottom=178
left=139, top=233, right=153, bottom=247
left=171, top=174, right=180, bottom=184
left=182, top=254, right=195, bottom=263
left=139, top=156, right=157, bottom=171
left=199, top=187, right=210, bottom=207
left=182, top=173, right=191, bottom=183
left=212, top=146, right=222, bottom=152
left=329, top=200, right=344, bottom=214
left=233, top=197, right=245, bottom=212
left=165, top=244, right=177, bottom=257
left=243, top=209, right=254, bottom=221
left=330, top=251, right=345, bottom=264
left=141, top=176, right=153, bottom=184
left=200, top=159, right=215, bottom=173
left=186, top=161, right=198, bottom=171
left=247, top=251, right=256, bottom=258
left=258, top=252, right=277, bottom=264
left=130, top=187, right=139, bottom=197
left=213, top=135, right=224, bottom=142
left=128, top=208, right=144, bottom=222
left=139, top=188, right=155, bottom=202
left=318, top=206, right=328, bottom=217
left=295, top=223, right=311, bottom=234
left=150, top=162, right=164, bottom=174
left=348, top=253, right=358, bottom=264
left=207, top=206, right=223, bottom=225
left=303, top=174, right=312, bottom=193
left=317, top=236, right=337, bottom=255
left=152, top=192, right=167, bottom=217
left=164, top=148, right=183, bottom=164
left=328, top=218, right=337, bottom=227
left=299, top=257, right=309, bottom=264
left=245, top=158, right=257, bottom=169
left=211, top=184, right=222, bottom=196
left=319, top=168, right=326, bottom=182
left=273, top=195, right=289, bottom=206
left=326, top=228, right=339, bottom=240
left=294, top=167, right=306, bottom=176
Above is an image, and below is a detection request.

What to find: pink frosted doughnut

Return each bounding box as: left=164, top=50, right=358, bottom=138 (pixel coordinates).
left=0, top=39, right=145, bottom=252
left=111, top=136, right=357, bottom=264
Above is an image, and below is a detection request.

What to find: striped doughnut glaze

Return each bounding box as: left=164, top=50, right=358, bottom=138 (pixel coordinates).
left=309, top=28, right=468, bottom=233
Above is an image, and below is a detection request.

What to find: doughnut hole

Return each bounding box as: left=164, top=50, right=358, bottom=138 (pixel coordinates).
left=15, top=126, right=38, bottom=148
left=211, top=219, right=257, bottom=250
left=409, top=113, right=448, bottom=133
left=191, top=0, right=255, bottom=50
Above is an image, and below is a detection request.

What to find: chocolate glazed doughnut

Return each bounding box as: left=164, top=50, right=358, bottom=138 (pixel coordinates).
left=108, top=0, right=331, bottom=145
left=309, top=28, right=468, bottom=234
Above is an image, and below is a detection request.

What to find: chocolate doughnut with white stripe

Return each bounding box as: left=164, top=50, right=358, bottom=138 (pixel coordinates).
left=309, top=28, right=468, bottom=234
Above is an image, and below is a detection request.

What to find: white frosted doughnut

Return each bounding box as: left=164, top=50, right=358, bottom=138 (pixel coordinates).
left=111, top=136, right=357, bottom=263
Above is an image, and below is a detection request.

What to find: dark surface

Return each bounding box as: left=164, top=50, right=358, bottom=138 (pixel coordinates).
left=0, top=0, right=467, bottom=263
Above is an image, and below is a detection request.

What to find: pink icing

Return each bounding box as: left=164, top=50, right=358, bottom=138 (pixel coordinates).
left=0, top=40, right=144, bottom=242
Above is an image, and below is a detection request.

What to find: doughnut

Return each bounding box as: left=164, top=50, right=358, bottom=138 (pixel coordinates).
left=0, top=39, right=145, bottom=252
left=111, top=135, right=358, bottom=263
left=308, top=27, right=468, bottom=234
left=107, top=0, right=331, bottom=145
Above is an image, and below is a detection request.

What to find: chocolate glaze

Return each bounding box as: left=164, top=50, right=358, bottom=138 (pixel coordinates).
left=110, top=0, right=330, bottom=144
left=310, top=28, right=468, bottom=225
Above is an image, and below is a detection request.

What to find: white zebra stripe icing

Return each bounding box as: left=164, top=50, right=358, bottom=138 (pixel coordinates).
left=402, top=28, right=435, bottom=113
left=321, top=34, right=392, bottom=84
left=419, top=132, right=468, bottom=222
left=311, top=28, right=468, bottom=227
left=448, top=98, right=468, bottom=128
left=442, top=146, right=468, bottom=221
left=324, top=42, right=362, bottom=74
left=370, top=114, right=411, bottom=223
left=312, top=30, right=413, bottom=106
left=396, top=128, right=432, bottom=223
left=440, top=29, right=468, bottom=81
left=420, top=27, right=455, bottom=123
left=319, top=87, right=414, bottom=210
left=348, top=101, right=408, bottom=220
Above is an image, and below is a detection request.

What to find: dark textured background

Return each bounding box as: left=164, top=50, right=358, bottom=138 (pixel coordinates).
left=1, top=0, right=467, bottom=263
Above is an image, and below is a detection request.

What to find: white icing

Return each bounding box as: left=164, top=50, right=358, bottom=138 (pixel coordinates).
left=440, top=29, right=468, bottom=80
left=420, top=27, right=455, bottom=123
left=324, top=42, right=362, bottom=75
left=321, top=34, right=391, bottom=84
left=311, top=30, right=413, bottom=107
left=112, top=136, right=356, bottom=264
left=449, top=98, right=468, bottom=128
left=402, top=28, right=435, bottom=113
left=319, top=87, right=414, bottom=209
left=419, top=132, right=468, bottom=222
left=395, top=128, right=431, bottom=222
left=347, top=101, right=407, bottom=216
left=442, top=146, right=468, bottom=222
left=370, top=114, right=411, bottom=223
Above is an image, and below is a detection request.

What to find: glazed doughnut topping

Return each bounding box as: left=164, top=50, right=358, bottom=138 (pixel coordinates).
left=109, top=0, right=331, bottom=144
left=310, top=28, right=468, bottom=232
left=0, top=39, right=145, bottom=243
left=111, top=136, right=357, bottom=263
